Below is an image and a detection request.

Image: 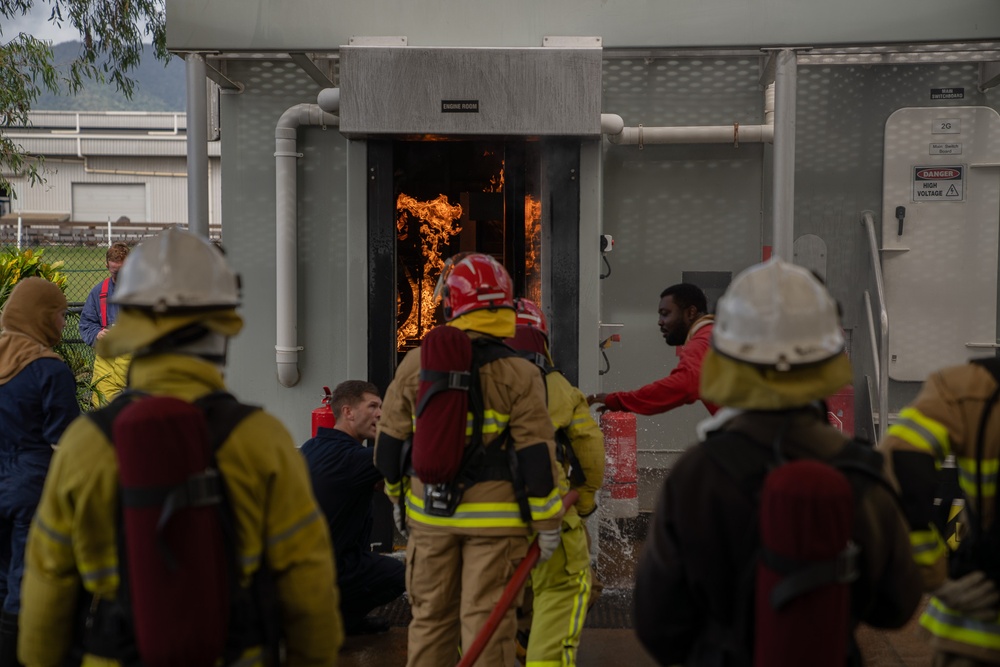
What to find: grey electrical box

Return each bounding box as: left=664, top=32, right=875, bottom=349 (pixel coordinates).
left=338, top=46, right=602, bottom=137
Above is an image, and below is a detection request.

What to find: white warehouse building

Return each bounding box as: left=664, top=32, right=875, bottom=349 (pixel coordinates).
left=1, top=110, right=220, bottom=234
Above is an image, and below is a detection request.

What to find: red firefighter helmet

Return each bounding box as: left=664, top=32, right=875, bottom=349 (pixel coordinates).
left=434, top=252, right=514, bottom=321
left=514, top=298, right=548, bottom=339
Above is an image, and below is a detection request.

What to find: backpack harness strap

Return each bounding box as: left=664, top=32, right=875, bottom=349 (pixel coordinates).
left=416, top=369, right=472, bottom=417
left=762, top=542, right=861, bottom=611
left=422, top=337, right=534, bottom=524
left=83, top=391, right=266, bottom=666
left=513, top=350, right=587, bottom=486
left=99, top=278, right=111, bottom=329
left=702, top=427, right=889, bottom=629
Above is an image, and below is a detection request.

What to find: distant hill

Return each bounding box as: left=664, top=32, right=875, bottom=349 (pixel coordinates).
left=33, top=41, right=185, bottom=112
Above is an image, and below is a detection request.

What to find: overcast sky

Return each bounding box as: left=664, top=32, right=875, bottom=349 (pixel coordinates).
left=4, top=5, right=83, bottom=44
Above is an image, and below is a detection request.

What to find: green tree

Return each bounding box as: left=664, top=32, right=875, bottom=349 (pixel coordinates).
left=0, top=0, right=168, bottom=198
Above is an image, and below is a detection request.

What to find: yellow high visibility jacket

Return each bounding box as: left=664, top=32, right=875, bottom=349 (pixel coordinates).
left=881, top=362, right=1000, bottom=663
left=20, top=354, right=342, bottom=667
left=544, top=370, right=605, bottom=517
left=375, top=333, right=563, bottom=535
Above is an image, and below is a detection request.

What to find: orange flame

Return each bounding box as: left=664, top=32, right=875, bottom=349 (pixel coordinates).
left=487, top=159, right=505, bottom=193
left=396, top=193, right=463, bottom=349
left=524, top=195, right=542, bottom=306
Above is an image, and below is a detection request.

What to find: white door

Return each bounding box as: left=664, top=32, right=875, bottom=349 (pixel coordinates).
left=882, top=107, right=1000, bottom=381
left=71, top=183, right=148, bottom=223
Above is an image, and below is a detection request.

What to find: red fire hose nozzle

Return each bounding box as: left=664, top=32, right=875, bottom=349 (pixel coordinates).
left=456, top=489, right=580, bottom=667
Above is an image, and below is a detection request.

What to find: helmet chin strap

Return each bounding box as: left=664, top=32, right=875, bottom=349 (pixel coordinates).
left=136, top=324, right=229, bottom=367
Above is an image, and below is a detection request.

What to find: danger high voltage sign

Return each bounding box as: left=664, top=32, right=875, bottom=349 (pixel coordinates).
left=912, top=165, right=965, bottom=202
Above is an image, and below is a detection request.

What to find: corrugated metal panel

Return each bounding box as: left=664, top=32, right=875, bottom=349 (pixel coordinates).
left=5, top=156, right=222, bottom=226
left=72, top=183, right=148, bottom=222
left=6, top=135, right=221, bottom=157
left=23, top=111, right=188, bottom=132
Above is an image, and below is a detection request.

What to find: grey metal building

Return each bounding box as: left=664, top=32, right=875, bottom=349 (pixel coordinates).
left=166, top=0, right=1000, bottom=509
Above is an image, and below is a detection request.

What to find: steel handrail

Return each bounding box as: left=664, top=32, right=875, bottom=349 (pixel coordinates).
left=864, top=290, right=879, bottom=389
left=862, top=211, right=889, bottom=439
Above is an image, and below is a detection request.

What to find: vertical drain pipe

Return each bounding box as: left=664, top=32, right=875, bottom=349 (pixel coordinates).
left=772, top=49, right=798, bottom=261
left=275, top=96, right=339, bottom=387
left=186, top=53, right=209, bottom=237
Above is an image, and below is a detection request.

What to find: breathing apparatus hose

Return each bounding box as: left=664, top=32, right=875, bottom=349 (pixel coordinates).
left=456, top=490, right=580, bottom=667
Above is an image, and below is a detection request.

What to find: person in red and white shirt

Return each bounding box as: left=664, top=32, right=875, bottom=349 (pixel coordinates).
left=588, top=283, right=718, bottom=417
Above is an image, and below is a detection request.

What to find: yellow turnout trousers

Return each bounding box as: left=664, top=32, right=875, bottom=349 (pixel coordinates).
left=526, top=508, right=591, bottom=667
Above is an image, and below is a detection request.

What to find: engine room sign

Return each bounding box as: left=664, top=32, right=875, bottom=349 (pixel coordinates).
left=441, top=100, right=480, bottom=113
left=912, top=165, right=965, bottom=202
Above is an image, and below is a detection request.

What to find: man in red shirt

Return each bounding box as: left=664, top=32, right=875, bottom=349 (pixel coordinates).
left=588, top=283, right=718, bottom=416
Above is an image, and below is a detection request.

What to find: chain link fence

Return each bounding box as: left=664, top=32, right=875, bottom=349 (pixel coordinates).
left=2, top=221, right=222, bottom=409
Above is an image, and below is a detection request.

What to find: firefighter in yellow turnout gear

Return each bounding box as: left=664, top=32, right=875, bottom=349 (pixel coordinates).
left=880, top=361, right=1000, bottom=666
left=374, top=254, right=564, bottom=667
left=19, top=229, right=342, bottom=667
left=507, top=298, right=605, bottom=667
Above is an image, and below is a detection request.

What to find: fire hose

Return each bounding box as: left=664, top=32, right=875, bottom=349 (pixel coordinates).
left=456, top=489, right=580, bottom=667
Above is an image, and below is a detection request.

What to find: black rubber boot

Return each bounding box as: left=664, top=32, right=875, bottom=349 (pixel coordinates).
left=0, top=611, right=23, bottom=667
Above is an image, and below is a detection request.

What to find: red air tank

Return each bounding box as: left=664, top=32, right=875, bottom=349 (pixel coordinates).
left=311, top=386, right=336, bottom=437
left=600, top=411, right=638, bottom=513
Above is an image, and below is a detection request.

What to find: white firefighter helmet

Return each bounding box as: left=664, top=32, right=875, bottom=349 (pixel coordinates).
left=112, top=228, right=240, bottom=312
left=712, top=258, right=843, bottom=371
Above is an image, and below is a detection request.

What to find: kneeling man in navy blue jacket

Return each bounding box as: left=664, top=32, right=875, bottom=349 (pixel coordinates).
left=301, top=380, right=405, bottom=636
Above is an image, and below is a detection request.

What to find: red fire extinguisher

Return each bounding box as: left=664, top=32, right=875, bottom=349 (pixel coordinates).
left=311, top=386, right=336, bottom=437
left=600, top=411, right=638, bottom=512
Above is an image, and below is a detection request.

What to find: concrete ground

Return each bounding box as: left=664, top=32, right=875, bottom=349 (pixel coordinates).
left=339, top=615, right=934, bottom=667
left=339, top=515, right=936, bottom=666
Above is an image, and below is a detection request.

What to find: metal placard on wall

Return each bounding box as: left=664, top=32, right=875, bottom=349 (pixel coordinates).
left=338, top=46, right=602, bottom=137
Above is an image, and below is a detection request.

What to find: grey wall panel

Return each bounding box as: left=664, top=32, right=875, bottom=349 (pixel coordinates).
left=166, top=0, right=1000, bottom=52
left=793, top=62, right=992, bottom=412
left=222, top=60, right=351, bottom=445
left=599, top=56, right=765, bottom=456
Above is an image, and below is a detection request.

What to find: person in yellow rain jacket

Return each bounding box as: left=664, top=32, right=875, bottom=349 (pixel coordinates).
left=881, top=359, right=1000, bottom=666
left=19, top=229, right=342, bottom=667
left=374, top=252, right=564, bottom=667
left=506, top=297, right=605, bottom=667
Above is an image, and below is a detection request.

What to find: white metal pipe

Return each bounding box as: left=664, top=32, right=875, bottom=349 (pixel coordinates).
left=107, top=217, right=112, bottom=248
left=16, top=214, right=21, bottom=251
left=602, top=83, right=776, bottom=146
left=186, top=53, right=209, bottom=238
left=772, top=50, right=798, bottom=261
left=275, top=103, right=339, bottom=388
left=317, top=88, right=341, bottom=114
left=607, top=123, right=773, bottom=145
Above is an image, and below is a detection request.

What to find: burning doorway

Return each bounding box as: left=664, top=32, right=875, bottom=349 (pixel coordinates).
left=368, top=138, right=580, bottom=392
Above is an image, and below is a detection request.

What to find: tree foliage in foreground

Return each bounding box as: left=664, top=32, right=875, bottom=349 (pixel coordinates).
left=0, top=0, right=168, bottom=199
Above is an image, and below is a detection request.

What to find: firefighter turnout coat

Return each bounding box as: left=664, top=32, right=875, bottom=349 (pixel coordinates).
left=545, top=369, right=605, bottom=517
left=375, top=331, right=563, bottom=534
left=19, top=354, right=342, bottom=667
left=636, top=408, right=921, bottom=665
left=881, top=362, right=1000, bottom=664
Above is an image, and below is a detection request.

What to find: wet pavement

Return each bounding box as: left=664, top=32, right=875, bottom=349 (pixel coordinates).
left=339, top=610, right=934, bottom=666
left=339, top=515, right=936, bottom=666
